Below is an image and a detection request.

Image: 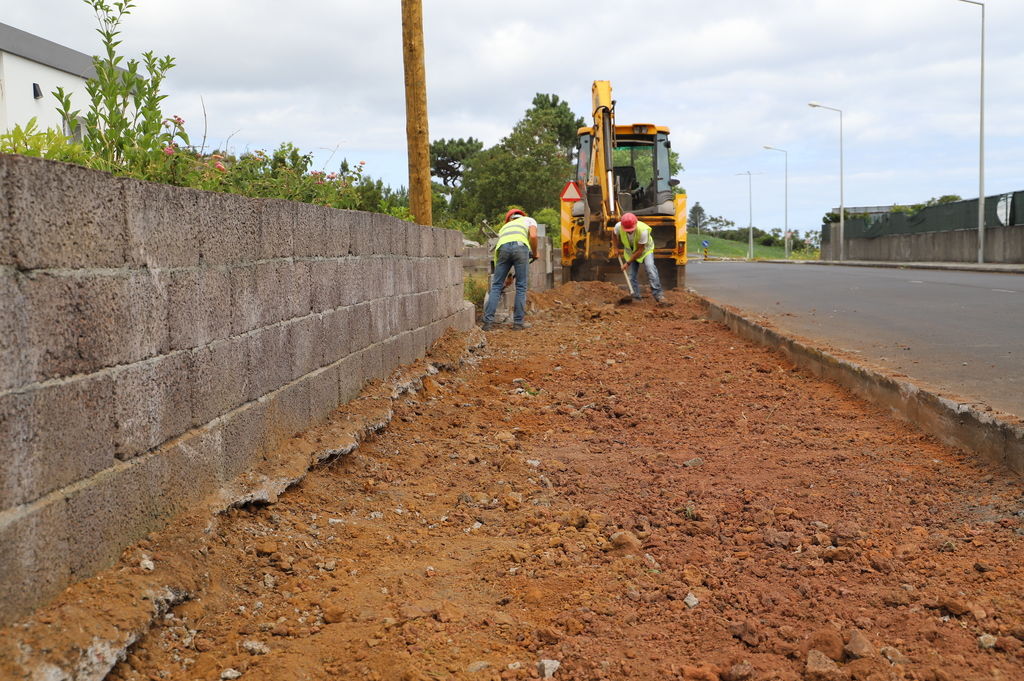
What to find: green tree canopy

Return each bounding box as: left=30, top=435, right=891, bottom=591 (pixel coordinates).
left=525, top=93, right=584, bottom=161
left=688, top=202, right=707, bottom=233
left=429, top=137, right=483, bottom=187
left=461, top=101, right=576, bottom=220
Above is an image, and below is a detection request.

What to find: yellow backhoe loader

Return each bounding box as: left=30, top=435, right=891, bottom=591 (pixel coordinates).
left=559, top=81, right=687, bottom=288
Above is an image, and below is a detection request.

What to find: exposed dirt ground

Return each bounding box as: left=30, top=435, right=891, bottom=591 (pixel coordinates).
left=9, top=282, right=1024, bottom=681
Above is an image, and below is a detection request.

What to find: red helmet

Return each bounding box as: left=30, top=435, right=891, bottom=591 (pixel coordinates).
left=504, top=208, right=526, bottom=223
left=620, top=212, right=638, bottom=231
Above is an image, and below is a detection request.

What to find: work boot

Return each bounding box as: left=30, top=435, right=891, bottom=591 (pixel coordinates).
left=481, top=322, right=493, bottom=331
left=655, top=297, right=672, bottom=308
left=511, top=322, right=531, bottom=331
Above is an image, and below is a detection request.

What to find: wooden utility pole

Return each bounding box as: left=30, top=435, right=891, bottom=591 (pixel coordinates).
left=401, top=0, right=432, bottom=226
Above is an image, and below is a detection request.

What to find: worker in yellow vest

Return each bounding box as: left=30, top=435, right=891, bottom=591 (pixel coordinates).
left=482, top=208, right=539, bottom=331
left=613, top=212, right=668, bottom=306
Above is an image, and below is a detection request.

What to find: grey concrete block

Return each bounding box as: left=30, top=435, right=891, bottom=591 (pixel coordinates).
left=447, top=256, right=463, bottom=286
left=323, top=209, right=351, bottom=257
left=229, top=264, right=260, bottom=335
left=289, top=260, right=313, bottom=319
left=124, top=178, right=203, bottom=268
left=293, top=202, right=329, bottom=258
left=4, top=155, right=127, bottom=269
left=24, top=269, right=168, bottom=381
left=399, top=259, right=416, bottom=295
left=199, top=267, right=233, bottom=344
left=412, top=326, right=428, bottom=358
left=220, top=400, right=269, bottom=480
left=354, top=346, right=384, bottom=386
left=258, top=199, right=296, bottom=259
left=202, top=192, right=260, bottom=265
left=349, top=302, right=372, bottom=352
left=157, top=426, right=224, bottom=514
left=406, top=224, right=424, bottom=257
left=447, top=228, right=463, bottom=256
left=247, top=325, right=293, bottom=399
left=165, top=269, right=202, bottom=351
left=388, top=220, right=409, bottom=257
left=308, top=365, right=341, bottom=423
left=255, top=261, right=290, bottom=328
left=337, top=354, right=364, bottom=403
left=319, top=306, right=352, bottom=364
left=64, top=457, right=166, bottom=580
left=397, top=331, right=417, bottom=366
left=0, top=498, right=70, bottom=626
left=288, top=315, right=320, bottom=381
left=0, top=270, right=30, bottom=392
left=348, top=212, right=376, bottom=256
left=367, top=299, right=387, bottom=345
left=308, top=259, right=336, bottom=314
left=0, top=373, right=115, bottom=508
left=380, top=337, right=401, bottom=376
left=190, top=337, right=248, bottom=426
left=341, top=258, right=367, bottom=306
left=112, top=352, right=193, bottom=460
left=267, top=380, right=311, bottom=441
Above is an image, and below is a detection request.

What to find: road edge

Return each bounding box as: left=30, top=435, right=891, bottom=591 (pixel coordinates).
left=693, top=293, right=1024, bottom=476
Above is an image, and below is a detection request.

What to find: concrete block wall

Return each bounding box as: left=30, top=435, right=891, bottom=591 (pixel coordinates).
left=0, top=154, right=475, bottom=625
left=821, top=224, right=1024, bottom=263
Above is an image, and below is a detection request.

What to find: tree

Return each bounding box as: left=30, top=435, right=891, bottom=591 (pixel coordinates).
left=524, top=93, right=584, bottom=161
left=430, top=137, right=483, bottom=188
left=462, top=104, right=574, bottom=219
left=688, top=202, right=707, bottom=234
left=705, top=214, right=735, bottom=237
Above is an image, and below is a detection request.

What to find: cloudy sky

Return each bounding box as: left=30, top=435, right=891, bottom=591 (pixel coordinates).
left=7, top=0, right=1023, bottom=234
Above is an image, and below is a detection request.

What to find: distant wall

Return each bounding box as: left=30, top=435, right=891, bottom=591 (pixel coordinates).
left=821, top=224, right=1024, bottom=263
left=0, top=154, right=474, bottom=625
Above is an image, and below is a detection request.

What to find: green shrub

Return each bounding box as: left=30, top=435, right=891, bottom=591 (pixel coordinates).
left=463, top=273, right=489, bottom=310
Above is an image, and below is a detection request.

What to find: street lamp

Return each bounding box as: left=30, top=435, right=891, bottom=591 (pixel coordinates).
left=958, top=0, right=985, bottom=263
left=809, top=102, right=844, bottom=261
left=736, top=171, right=754, bottom=260
left=763, top=145, right=789, bottom=257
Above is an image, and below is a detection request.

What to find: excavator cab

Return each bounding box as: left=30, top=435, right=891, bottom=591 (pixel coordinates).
left=561, top=81, right=687, bottom=288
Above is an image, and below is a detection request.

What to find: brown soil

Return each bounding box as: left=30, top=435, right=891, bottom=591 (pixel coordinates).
left=6, top=282, right=1024, bottom=681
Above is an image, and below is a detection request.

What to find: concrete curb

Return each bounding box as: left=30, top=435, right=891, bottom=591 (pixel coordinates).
left=693, top=293, right=1024, bottom=475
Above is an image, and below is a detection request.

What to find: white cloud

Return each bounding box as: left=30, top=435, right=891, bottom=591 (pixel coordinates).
left=5, top=0, right=1022, bottom=230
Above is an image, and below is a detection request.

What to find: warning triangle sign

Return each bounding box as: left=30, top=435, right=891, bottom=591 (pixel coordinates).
left=560, top=181, right=582, bottom=202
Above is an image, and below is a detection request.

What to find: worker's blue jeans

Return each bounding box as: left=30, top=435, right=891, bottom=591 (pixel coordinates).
left=627, top=255, right=664, bottom=300
left=483, top=242, right=530, bottom=325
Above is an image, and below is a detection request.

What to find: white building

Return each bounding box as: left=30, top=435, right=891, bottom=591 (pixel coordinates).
left=0, top=22, right=95, bottom=136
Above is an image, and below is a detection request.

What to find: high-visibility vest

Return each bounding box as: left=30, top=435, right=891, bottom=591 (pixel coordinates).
left=493, top=216, right=533, bottom=262
left=618, top=221, right=654, bottom=262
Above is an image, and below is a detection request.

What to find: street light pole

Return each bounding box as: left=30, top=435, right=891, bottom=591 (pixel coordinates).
left=809, top=102, right=844, bottom=261
left=737, top=171, right=754, bottom=260
left=959, top=0, right=985, bottom=263
left=764, top=146, right=789, bottom=257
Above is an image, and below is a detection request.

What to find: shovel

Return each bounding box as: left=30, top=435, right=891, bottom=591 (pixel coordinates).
left=617, top=256, right=636, bottom=304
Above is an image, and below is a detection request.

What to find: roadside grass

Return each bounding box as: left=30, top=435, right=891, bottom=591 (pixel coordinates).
left=686, top=235, right=819, bottom=260
left=464, top=273, right=489, bottom=311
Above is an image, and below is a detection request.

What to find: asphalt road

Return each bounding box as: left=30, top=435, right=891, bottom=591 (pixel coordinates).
left=685, top=261, right=1024, bottom=418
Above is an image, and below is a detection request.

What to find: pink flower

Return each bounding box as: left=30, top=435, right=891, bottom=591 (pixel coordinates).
left=163, top=146, right=175, bottom=156
left=214, top=161, right=226, bottom=172
left=172, top=115, right=184, bottom=125
left=358, top=160, right=365, bottom=166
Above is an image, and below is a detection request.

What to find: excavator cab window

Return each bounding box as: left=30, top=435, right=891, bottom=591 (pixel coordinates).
left=612, top=141, right=655, bottom=210
left=576, top=133, right=592, bottom=186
